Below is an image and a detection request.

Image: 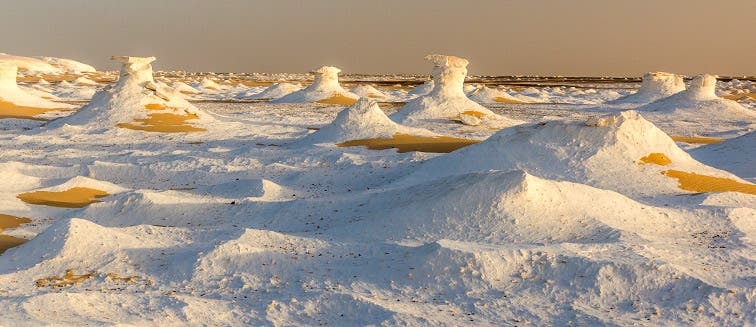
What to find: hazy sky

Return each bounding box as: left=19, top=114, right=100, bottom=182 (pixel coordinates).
left=2, top=0, right=754, bottom=76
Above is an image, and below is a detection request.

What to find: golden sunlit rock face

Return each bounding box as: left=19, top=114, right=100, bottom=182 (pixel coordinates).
left=670, top=136, right=725, bottom=144
left=0, top=100, right=70, bottom=120
left=638, top=153, right=756, bottom=195
left=337, top=133, right=479, bottom=153
left=116, top=104, right=206, bottom=133
left=17, top=187, right=109, bottom=208
left=316, top=93, right=358, bottom=106
left=0, top=214, right=32, bottom=253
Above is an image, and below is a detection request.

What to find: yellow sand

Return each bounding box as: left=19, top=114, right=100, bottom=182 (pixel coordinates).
left=0, top=214, right=32, bottom=253
left=316, top=93, right=358, bottom=106
left=670, top=136, right=725, bottom=144
left=639, top=153, right=672, bottom=166
left=638, top=152, right=756, bottom=195
left=459, top=110, right=487, bottom=118
left=17, top=187, right=109, bottom=208
left=36, top=269, right=95, bottom=289
left=0, top=235, right=27, bottom=253
left=117, top=104, right=206, bottom=133
left=493, top=96, right=527, bottom=104
left=663, top=170, right=756, bottom=195
left=106, top=273, right=140, bottom=283
left=337, top=133, right=479, bottom=153
left=0, top=100, right=69, bottom=120
left=723, top=93, right=755, bottom=101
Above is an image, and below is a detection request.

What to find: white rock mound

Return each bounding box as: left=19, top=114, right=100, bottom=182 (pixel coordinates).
left=407, top=80, right=434, bottom=97
left=272, top=66, right=358, bottom=104
left=691, top=131, right=755, bottom=181
left=608, top=72, right=685, bottom=104
left=350, top=84, right=387, bottom=99
left=466, top=86, right=535, bottom=104
left=408, top=110, right=747, bottom=197
left=637, top=74, right=756, bottom=128
left=0, top=53, right=59, bottom=73
left=345, top=170, right=691, bottom=244
left=300, top=98, right=435, bottom=144
left=246, top=82, right=302, bottom=100
left=0, top=218, right=170, bottom=272
left=640, top=74, right=752, bottom=113
left=36, top=56, right=97, bottom=73
left=389, top=54, right=520, bottom=126
left=171, top=81, right=199, bottom=94
left=45, top=56, right=214, bottom=131
left=0, top=63, right=73, bottom=109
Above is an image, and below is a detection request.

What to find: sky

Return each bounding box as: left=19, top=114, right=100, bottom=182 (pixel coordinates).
left=1, top=0, right=754, bottom=76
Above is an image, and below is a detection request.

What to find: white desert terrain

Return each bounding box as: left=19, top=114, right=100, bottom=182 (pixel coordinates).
left=0, top=53, right=754, bottom=326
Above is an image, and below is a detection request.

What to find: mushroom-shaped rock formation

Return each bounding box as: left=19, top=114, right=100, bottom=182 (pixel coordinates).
left=637, top=74, right=756, bottom=133
left=272, top=66, right=359, bottom=105
left=389, top=55, right=521, bottom=127
left=45, top=56, right=214, bottom=133
left=608, top=72, right=685, bottom=105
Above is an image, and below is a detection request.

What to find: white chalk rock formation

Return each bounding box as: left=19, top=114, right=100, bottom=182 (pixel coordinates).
left=171, top=81, right=199, bottom=94
left=467, top=86, right=535, bottom=104
left=0, top=63, right=72, bottom=109
left=46, top=56, right=213, bottom=131
left=247, top=82, right=302, bottom=100
left=407, top=110, right=747, bottom=197
left=272, top=66, right=358, bottom=104
left=36, top=56, right=97, bottom=73
left=407, top=80, right=434, bottom=97
left=390, top=55, right=520, bottom=126
left=300, top=97, right=435, bottom=144
left=638, top=74, right=756, bottom=126
left=0, top=53, right=60, bottom=73
left=608, top=72, right=685, bottom=104
left=350, top=84, right=388, bottom=99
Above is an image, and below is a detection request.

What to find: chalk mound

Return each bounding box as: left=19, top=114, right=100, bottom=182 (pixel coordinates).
left=197, top=78, right=225, bottom=91
left=39, top=176, right=128, bottom=194
left=45, top=56, right=215, bottom=132
left=691, top=131, right=755, bottom=181
left=171, top=81, right=199, bottom=94
left=300, top=98, right=435, bottom=144
left=638, top=74, right=755, bottom=118
left=346, top=170, right=687, bottom=244
left=407, top=80, right=434, bottom=97
left=36, top=56, right=97, bottom=73
left=350, top=84, right=388, bottom=99
left=272, top=66, right=358, bottom=105
left=0, top=53, right=60, bottom=73
left=389, top=55, right=521, bottom=127
left=608, top=72, right=685, bottom=104
left=0, top=63, right=73, bottom=111
left=193, top=178, right=291, bottom=200
left=467, top=86, right=534, bottom=104
left=246, top=82, right=302, bottom=100
left=408, top=110, right=749, bottom=197
left=0, top=218, right=164, bottom=271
